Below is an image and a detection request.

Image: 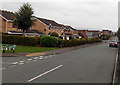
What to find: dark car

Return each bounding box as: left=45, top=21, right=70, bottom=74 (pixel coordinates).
left=109, top=40, right=118, bottom=48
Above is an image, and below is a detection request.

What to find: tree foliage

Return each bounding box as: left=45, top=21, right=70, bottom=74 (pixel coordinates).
left=14, top=3, right=34, bottom=35
left=49, top=32, right=59, bottom=37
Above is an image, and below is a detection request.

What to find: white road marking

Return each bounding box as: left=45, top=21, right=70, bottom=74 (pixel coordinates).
left=11, top=62, right=18, bottom=65
left=39, top=56, right=43, bottom=58
left=34, top=57, right=39, bottom=59
left=39, top=58, right=43, bottom=60
left=44, top=56, right=48, bottom=58
left=19, top=61, right=25, bottom=63
left=19, top=63, right=24, bottom=65
left=28, top=59, right=32, bottom=61
left=27, top=64, right=63, bottom=82
left=49, top=55, right=53, bottom=57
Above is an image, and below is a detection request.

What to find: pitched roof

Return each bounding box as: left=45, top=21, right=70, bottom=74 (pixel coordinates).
left=36, top=17, right=62, bottom=27
left=0, top=10, right=15, bottom=21
left=88, top=30, right=100, bottom=32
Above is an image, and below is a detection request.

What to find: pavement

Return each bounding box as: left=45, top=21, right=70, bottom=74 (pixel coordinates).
left=2, top=38, right=118, bottom=83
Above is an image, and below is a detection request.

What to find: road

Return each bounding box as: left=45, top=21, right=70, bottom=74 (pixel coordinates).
left=2, top=38, right=117, bottom=83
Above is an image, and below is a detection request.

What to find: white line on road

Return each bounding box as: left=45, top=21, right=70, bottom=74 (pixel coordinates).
left=28, top=59, right=32, bottom=61
left=39, top=56, right=43, bottom=58
left=19, top=61, right=25, bottom=63
left=27, top=64, right=63, bottom=82
left=44, top=56, right=48, bottom=58
left=39, top=58, right=43, bottom=60
left=19, top=63, right=25, bottom=65
left=34, top=57, right=39, bottom=59
left=11, top=62, right=18, bottom=65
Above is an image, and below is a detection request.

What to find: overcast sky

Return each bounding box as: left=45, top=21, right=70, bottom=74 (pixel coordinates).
left=0, top=0, right=119, bottom=32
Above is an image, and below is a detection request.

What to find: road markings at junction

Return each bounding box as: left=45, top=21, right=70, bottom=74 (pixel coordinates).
left=44, top=56, right=48, bottom=58
left=34, top=57, right=39, bottom=60
left=11, top=62, right=18, bottom=65
left=27, top=64, right=63, bottom=82
left=19, top=61, right=25, bottom=63
left=39, top=56, right=43, bottom=58
left=39, top=58, right=43, bottom=60
left=28, top=59, right=32, bottom=61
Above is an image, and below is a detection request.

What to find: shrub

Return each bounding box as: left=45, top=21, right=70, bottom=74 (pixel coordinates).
left=2, top=35, right=39, bottom=46
left=57, top=38, right=102, bottom=47
left=40, top=35, right=58, bottom=47
left=100, top=34, right=111, bottom=40
left=50, top=32, right=59, bottom=37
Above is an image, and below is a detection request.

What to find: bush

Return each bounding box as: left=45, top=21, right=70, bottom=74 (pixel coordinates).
left=57, top=38, right=102, bottom=47
left=2, top=35, right=39, bottom=46
left=40, top=35, right=58, bottom=47
left=50, top=32, right=59, bottom=37
left=100, top=34, right=111, bottom=40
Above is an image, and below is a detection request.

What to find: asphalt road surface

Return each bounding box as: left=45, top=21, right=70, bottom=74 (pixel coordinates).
left=2, top=39, right=117, bottom=83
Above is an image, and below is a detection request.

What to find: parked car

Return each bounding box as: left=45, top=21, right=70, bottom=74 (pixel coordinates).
left=109, top=40, right=118, bottom=48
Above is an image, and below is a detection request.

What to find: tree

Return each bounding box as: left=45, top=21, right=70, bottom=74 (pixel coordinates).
left=49, top=32, right=59, bottom=37
left=14, top=3, right=34, bottom=35
left=117, top=27, right=120, bottom=40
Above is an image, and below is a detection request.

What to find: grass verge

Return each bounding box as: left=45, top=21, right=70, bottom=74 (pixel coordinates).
left=3, top=45, right=58, bottom=53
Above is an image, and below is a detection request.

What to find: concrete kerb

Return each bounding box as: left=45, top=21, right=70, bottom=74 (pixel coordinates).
left=112, top=50, right=118, bottom=85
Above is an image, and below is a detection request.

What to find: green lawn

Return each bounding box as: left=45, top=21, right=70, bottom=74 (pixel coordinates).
left=3, top=45, right=58, bottom=53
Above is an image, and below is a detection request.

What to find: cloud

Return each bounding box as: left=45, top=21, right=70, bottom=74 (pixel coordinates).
left=0, top=1, right=118, bottom=32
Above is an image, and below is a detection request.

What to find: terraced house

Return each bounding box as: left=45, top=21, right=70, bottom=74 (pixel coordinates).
left=0, top=10, right=79, bottom=40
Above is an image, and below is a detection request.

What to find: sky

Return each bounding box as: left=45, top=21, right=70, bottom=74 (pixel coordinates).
left=0, top=0, right=119, bottom=32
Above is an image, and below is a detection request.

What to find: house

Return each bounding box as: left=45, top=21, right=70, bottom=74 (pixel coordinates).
left=102, top=30, right=113, bottom=36
left=32, top=17, right=80, bottom=40
left=86, top=30, right=101, bottom=38
left=78, top=30, right=88, bottom=38
left=78, top=30, right=101, bottom=38
left=31, top=17, right=64, bottom=35
left=0, top=9, right=80, bottom=39
left=0, top=10, right=18, bottom=33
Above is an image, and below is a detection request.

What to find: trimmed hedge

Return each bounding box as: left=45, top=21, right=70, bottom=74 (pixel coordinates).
left=57, top=38, right=102, bottom=47
left=2, top=35, right=39, bottom=46
left=40, top=35, right=58, bottom=47
left=2, top=35, right=102, bottom=47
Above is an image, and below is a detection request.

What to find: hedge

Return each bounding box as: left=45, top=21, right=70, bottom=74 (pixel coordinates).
left=2, top=35, right=102, bottom=47
left=40, top=35, right=58, bottom=47
left=57, top=38, right=102, bottom=47
left=2, top=35, right=39, bottom=46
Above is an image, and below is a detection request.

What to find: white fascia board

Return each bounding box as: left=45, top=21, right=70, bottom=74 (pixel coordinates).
left=0, top=15, right=13, bottom=22
left=34, top=18, right=48, bottom=27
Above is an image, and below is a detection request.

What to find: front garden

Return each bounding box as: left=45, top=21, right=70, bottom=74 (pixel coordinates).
left=2, top=35, right=102, bottom=52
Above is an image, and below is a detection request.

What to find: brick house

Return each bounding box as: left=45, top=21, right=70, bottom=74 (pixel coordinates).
left=0, top=10, right=17, bottom=33
left=78, top=30, right=101, bottom=38
left=0, top=10, right=80, bottom=39
left=32, top=17, right=80, bottom=40
left=31, top=17, right=64, bottom=35
left=78, top=30, right=88, bottom=38
left=102, top=30, right=112, bottom=36
left=87, top=30, right=101, bottom=38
